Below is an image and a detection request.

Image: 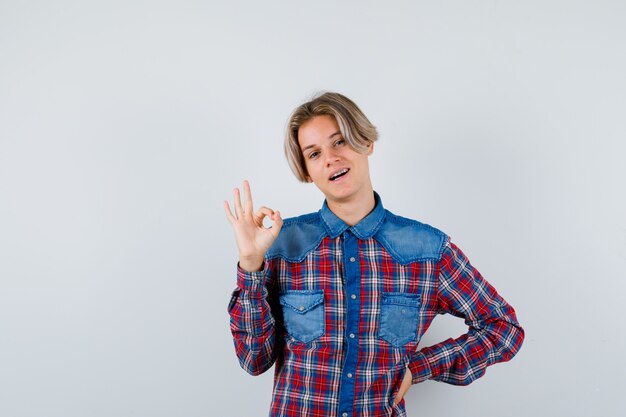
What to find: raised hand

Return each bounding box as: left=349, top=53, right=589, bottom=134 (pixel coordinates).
left=223, top=180, right=283, bottom=272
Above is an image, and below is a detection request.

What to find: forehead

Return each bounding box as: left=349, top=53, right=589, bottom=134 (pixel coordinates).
left=298, top=115, right=341, bottom=149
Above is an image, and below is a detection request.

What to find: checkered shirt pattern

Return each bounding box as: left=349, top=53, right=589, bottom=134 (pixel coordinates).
left=228, top=204, right=524, bottom=417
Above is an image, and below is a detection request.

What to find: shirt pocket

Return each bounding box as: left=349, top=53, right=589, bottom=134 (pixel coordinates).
left=279, top=290, right=325, bottom=343
left=378, top=292, right=421, bottom=347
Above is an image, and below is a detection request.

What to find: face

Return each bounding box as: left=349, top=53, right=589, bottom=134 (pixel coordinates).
left=298, top=115, right=373, bottom=205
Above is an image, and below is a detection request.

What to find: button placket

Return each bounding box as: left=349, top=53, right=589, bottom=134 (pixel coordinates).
left=337, top=230, right=360, bottom=417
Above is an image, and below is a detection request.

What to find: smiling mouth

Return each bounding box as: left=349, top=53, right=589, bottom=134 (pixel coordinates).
left=329, top=168, right=349, bottom=181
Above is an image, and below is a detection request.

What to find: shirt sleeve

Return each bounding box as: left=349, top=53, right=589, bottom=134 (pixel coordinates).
left=408, top=239, right=525, bottom=385
left=227, top=261, right=279, bottom=376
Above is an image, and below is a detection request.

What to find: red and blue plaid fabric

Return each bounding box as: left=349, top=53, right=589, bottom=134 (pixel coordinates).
left=228, top=194, right=524, bottom=417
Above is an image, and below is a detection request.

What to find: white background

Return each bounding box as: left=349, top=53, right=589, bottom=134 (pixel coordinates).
left=1, top=1, right=625, bottom=416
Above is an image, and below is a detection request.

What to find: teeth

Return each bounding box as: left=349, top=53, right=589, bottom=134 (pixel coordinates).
left=331, top=169, right=348, bottom=180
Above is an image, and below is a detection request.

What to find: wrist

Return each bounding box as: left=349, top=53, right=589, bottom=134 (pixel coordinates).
left=239, top=256, right=264, bottom=272
left=408, top=351, right=433, bottom=384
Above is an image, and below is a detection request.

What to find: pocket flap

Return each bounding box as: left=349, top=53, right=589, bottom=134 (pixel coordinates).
left=279, top=290, right=324, bottom=314
left=381, top=292, right=421, bottom=307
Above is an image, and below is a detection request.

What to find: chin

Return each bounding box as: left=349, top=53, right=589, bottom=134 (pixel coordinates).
left=326, top=189, right=355, bottom=202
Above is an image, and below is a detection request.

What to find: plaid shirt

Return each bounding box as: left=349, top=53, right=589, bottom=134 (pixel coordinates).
left=228, top=193, right=524, bottom=417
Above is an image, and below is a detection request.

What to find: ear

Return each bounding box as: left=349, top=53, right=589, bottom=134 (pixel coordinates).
left=366, top=141, right=375, bottom=155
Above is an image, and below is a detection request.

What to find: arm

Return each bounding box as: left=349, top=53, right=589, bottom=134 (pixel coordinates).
left=227, top=262, right=279, bottom=375
left=408, top=239, right=525, bottom=385
left=224, top=180, right=283, bottom=375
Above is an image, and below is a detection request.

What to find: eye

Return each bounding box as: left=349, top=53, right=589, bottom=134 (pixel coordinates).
left=334, top=138, right=345, bottom=147
left=308, top=151, right=319, bottom=159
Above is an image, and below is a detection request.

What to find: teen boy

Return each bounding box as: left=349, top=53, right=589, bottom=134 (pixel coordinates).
left=224, top=92, right=524, bottom=417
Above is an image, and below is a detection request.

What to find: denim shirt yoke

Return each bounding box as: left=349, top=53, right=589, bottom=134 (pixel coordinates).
left=266, top=192, right=448, bottom=264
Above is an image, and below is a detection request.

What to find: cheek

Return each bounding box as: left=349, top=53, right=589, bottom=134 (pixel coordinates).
left=306, top=165, right=326, bottom=184
left=304, top=161, right=319, bottom=176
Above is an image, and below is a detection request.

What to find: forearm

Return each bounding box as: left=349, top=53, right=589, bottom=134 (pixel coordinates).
left=409, top=311, right=524, bottom=385
left=227, top=263, right=279, bottom=375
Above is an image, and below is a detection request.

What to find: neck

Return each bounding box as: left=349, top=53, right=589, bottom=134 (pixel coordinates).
left=326, top=185, right=376, bottom=226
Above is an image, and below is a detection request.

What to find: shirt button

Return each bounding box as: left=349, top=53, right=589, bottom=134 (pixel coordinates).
left=299, top=306, right=305, bottom=311
left=349, top=333, right=355, bottom=339
left=254, top=278, right=260, bottom=284
left=349, top=257, right=355, bottom=262
left=347, top=373, right=353, bottom=378
left=342, top=413, right=348, bottom=417
left=351, top=294, right=357, bottom=300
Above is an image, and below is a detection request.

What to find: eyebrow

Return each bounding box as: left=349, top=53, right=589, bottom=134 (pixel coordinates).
left=301, top=131, right=342, bottom=152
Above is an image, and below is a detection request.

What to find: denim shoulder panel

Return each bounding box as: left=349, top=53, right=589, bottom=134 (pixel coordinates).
left=375, top=211, right=448, bottom=264
left=266, top=212, right=327, bottom=263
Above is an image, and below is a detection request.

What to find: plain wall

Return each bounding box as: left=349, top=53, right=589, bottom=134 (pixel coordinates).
left=1, top=1, right=625, bottom=416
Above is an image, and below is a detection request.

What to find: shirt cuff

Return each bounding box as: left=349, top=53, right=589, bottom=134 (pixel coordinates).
left=408, top=351, right=433, bottom=384
left=237, top=262, right=267, bottom=293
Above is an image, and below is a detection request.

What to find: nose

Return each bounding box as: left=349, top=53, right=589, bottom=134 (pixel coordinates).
left=325, top=147, right=340, bottom=166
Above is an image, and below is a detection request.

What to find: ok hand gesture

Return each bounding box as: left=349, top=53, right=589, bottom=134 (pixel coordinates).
left=223, top=180, right=283, bottom=272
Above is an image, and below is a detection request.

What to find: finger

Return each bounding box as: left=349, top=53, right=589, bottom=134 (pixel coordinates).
left=243, top=180, right=254, bottom=216
left=254, top=206, right=274, bottom=226
left=233, top=187, right=243, bottom=218
left=270, top=210, right=284, bottom=236
left=223, top=201, right=236, bottom=224
left=394, top=385, right=408, bottom=405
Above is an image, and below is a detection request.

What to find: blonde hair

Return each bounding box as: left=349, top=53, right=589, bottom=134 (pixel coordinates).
left=284, top=92, right=378, bottom=182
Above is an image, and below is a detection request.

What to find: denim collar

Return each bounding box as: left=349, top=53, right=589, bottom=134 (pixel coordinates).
left=319, top=191, right=386, bottom=239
